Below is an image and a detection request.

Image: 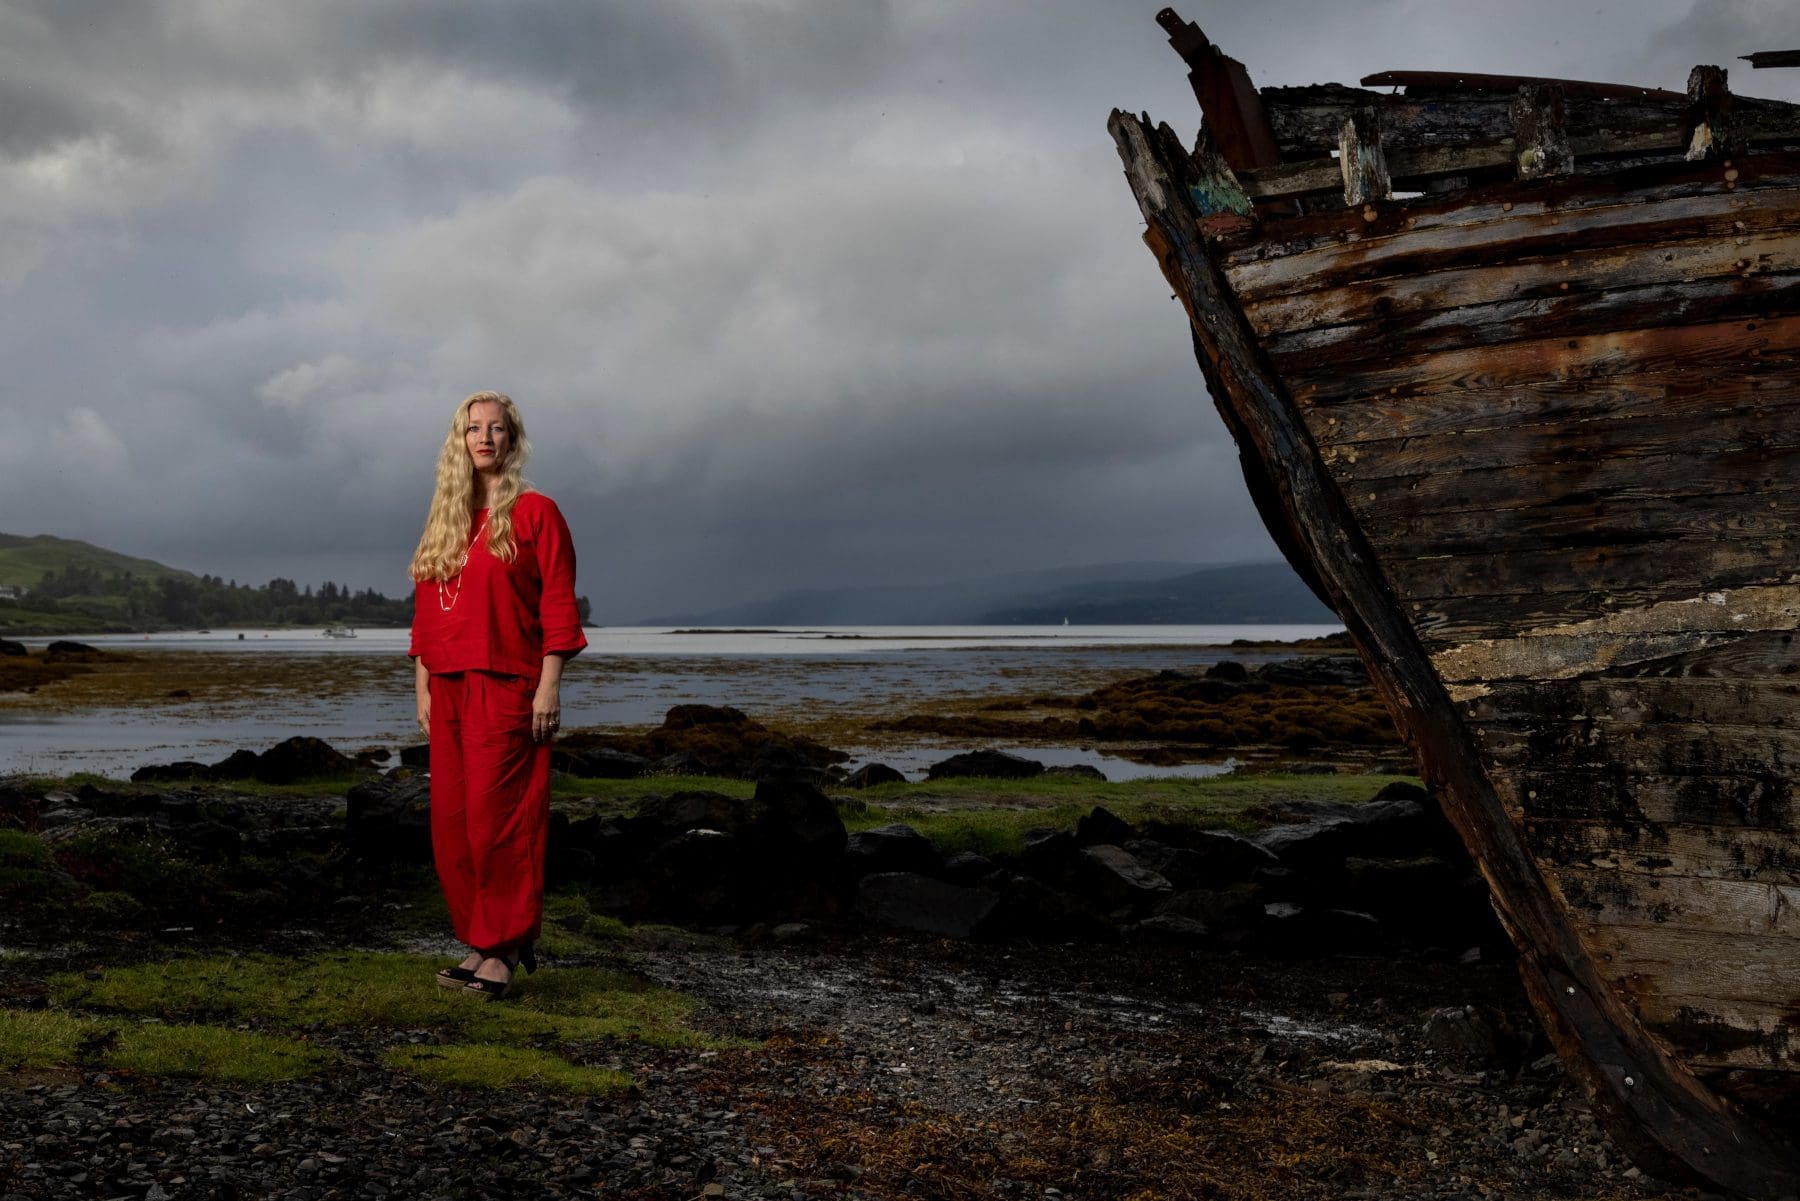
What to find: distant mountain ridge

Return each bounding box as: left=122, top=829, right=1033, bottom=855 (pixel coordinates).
left=643, top=560, right=1337, bottom=626
left=0, top=532, right=194, bottom=591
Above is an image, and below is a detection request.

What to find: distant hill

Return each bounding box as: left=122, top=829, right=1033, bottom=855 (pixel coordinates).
left=0, top=531, right=413, bottom=634
left=0, top=533, right=194, bottom=591
left=644, top=560, right=1337, bottom=626
left=980, top=561, right=1337, bottom=624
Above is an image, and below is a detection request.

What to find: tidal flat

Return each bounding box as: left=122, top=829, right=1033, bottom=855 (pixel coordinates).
left=0, top=626, right=1361, bottom=778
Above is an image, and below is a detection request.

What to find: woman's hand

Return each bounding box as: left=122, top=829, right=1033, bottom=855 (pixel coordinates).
left=533, top=654, right=566, bottom=742
left=414, top=659, right=431, bottom=737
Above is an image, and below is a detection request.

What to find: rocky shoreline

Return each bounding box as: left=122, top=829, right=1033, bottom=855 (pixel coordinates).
left=0, top=930, right=1672, bottom=1200
left=0, top=656, right=1695, bottom=1199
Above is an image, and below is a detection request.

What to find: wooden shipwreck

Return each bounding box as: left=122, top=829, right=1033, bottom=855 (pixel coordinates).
left=1109, top=11, right=1800, bottom=1198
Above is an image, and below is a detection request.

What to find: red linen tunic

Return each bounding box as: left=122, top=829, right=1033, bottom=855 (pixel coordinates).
left=409, top=491, right=588, bottom=675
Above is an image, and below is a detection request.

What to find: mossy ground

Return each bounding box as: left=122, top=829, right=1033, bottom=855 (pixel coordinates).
left=4, top=939, right=739, bottom=1095
left=838, top=771, right=1416, bottom=853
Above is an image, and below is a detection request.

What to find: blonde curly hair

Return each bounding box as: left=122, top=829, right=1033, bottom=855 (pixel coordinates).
left=409, top=391, right=531, bottom=581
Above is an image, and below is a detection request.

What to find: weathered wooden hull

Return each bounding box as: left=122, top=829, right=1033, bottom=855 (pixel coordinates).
left=1111, top=36, right=1800, bottom=1201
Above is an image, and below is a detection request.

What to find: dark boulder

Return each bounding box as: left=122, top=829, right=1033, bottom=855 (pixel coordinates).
left=651, top=751, right=719, bottom=777
left=631, top=779, right=847, bottom=921
left=345, top=773, right=432, bottom=864
left=1204, top=660, right=1249, bottom=683
left=663, top=703, right=749, bottom=728
left=44, top=640, right=101, bottom=659
left=253, top=737, right=361, bottom=785
left=646, top=828, right=743, bottom=923
left=853, top=872, right=1000, bottom=939
left=1075, top=806, right=1135, bottom=847
left=1420, top=1005, right=1528, bottom=1064
left=1261, top=903, right=1385, bottom=957
left=1127, top=831, right=1281, bottom=888
left=941, top=850, right=996, bottom=886
left=843, top=762, right=906, bottom=789
left=399, top=742, right=430, bottom=768
left=987, top=873, right=1116, bottom=943
left=0, top=639, right=26, bottom=657
left=1019, top=826, right=1080, bottom=884
left=208, top=749, right=263, bottom=780
left=1075, top=845, right=1173, bottom=911
left=1154, top=884, right=1266, bottom=945
left=636, top=790, right=747, bottom=838
left=925, top=749, right=1044, bottom=780
left=1252, top=797, right=1438, bottom=874
left=130, top=761, right=211, bottom=784
left=1046, top=763, right=1108, bottom=782
left=552, top=746, right=650, bottom=779
left=1129, top=913, right=1213, bottom=944
left=843, top=823, right=942, bottom=879
left=749, top=743, right=824, bottom=785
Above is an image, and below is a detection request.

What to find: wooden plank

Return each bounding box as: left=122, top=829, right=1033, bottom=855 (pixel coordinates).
left=1365, top=482, right=1800, bottom=559
left=1360, top=70, right=1684, bottom=101
left=1157, top=11, right=1283, bottom=173
left=1325, top=389, right=1800, bottom=485
left=1241, top=220, right=1800, bottom=339
left=1686, top=65, right=1741, bottom=161
left=1492, top=768, right=1797, bottom=830
left=1557, top=869, right=1800, bottom=939
left=1585, top=925, right=1800, bottom=1004
left=1344, top=438, right=1800, bottom=524
left=1231, top=151, right=1800, bottom=266
left=1482, top=716, right=1800, bottom=781
left=1384, top=536, right=1792, bottom=605
left=1339, top=108, right=1391, bottom=207
left=1634, top=995, right=1800, bottom=1070
left=1412, top=585, right=1800, bottom=648
left=1745, top=51, right=1800, bottom=70
left=1222, top=159, right=1800, bottom=283
left=1259, top=81, right=1800, bottom=157
left=1265, top=270, right=1800, bottom=377
left=1306, top=360, right=1800, bottom=446
left=1514, top=84, right=1574, bottom=179
left=1523, top=820, right=1800, bottom=885
left=1289, top=311, right=1800, bottom=409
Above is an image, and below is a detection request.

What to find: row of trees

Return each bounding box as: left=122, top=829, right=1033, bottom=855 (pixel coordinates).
left=15, top=568, right=414, bottom=629
left=8, top=568, right=593, bottom=632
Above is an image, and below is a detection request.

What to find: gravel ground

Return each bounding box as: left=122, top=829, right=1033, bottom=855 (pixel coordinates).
left=0, top=931, right=1702, bottom=1201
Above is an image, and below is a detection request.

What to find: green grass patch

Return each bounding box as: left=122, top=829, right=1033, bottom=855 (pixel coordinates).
left=0, top=1007, right=330, bottom=1082
left=550, top=774, right=758, bottom=802
left=384, top=1043, right=632, bottom=1095
left=52, top=951, right=735, bottom=1051
left=38, top=949, right=739, bottom=1093
left=844, top=772, right=1419, bottom=855
left=538, top=892, right=637, bottom=958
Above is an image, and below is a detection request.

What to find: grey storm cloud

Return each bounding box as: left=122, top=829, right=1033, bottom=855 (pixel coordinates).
left=1, top=0, right=1794, bottom=618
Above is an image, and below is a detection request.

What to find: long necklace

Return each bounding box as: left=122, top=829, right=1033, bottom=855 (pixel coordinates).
left=437, top=514, right=490, bottom=613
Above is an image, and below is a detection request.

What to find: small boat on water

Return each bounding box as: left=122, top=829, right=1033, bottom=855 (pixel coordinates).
left=1111, top=12, right=1800, bottom=1197
left=321, top=626, right=357, bottom=639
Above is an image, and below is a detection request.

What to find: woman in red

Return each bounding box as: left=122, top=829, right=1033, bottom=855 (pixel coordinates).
left=409, top=391, right=587, bottom=999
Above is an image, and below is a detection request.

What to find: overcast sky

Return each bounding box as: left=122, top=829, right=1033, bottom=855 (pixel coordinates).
left=3, top=0, right=1796, bottom=619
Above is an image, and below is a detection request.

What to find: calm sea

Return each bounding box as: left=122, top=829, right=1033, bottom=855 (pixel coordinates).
left=0, top=625, right=1342, bottom=780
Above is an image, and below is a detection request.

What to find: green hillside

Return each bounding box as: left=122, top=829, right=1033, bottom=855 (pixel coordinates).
left=0, top=532, right=416, bottom=634
left=0, top=533, right=194, bottom=591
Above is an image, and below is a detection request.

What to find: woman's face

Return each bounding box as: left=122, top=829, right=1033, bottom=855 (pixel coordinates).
left=464, top=400, right=511, bottom=473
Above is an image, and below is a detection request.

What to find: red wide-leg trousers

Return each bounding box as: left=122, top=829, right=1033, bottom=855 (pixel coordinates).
left=428, top=671, right=550, bottom=954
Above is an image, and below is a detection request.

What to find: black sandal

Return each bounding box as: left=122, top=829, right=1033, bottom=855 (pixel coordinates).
left=435, top=965, right=477, bottom=989
left=462, top=943, right=534, bottom=1002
